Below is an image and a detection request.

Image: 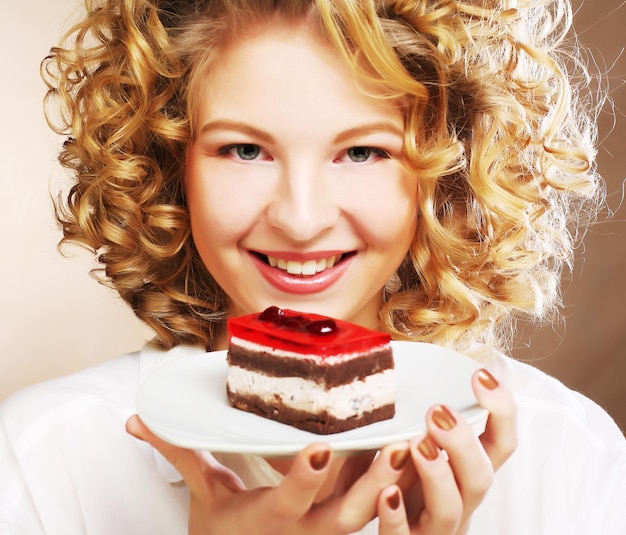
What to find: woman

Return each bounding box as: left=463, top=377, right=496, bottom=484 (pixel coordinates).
left=1, top=1, right=623, bottom=533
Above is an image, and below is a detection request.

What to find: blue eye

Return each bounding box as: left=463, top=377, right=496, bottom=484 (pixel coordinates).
left=233, top=144, right=261, bottom=160
left=217, top=143, right=263, bottom=160
left=347, top=146, right=372, bottom=162
left=216, top=143, right=274, bottom=163
left=344, top=146, right=391, bottom=163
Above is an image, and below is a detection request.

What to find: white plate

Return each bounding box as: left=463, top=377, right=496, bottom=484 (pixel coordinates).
left=136, top=341, right=488, bottom=456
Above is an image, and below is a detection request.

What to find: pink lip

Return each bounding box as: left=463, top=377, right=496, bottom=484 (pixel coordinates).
left=249, top=252, right=354, bottom=294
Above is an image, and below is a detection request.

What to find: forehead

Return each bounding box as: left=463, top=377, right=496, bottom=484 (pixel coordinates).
left=185, top=13, right=408, bottom=133
left=189, top=21, right=404, bottom=136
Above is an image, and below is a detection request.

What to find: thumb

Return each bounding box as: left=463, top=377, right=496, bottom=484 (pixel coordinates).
left=126, top=414, right=245, bottom=494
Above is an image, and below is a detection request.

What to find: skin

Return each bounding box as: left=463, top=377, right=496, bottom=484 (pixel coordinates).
left=127, top=19, right=518, bottom=535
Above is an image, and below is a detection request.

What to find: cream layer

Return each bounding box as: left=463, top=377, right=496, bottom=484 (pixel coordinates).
left=227, top=366, right=395, bottom=419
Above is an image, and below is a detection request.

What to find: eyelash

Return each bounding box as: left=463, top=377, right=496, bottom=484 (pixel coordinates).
left=341, top=146, right=391, bottom=163
left=215, top=143, right=392, bottom=163
left=216, top=143, right=270, bottom=161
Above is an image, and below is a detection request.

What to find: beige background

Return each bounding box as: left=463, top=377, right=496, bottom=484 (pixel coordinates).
left=1, top=1, right=624, bottom=432
left=0, top=0, right=154, bottom=400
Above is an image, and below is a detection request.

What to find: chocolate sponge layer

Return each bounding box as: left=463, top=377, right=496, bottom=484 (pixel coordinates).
left=227, top=386, right=395, bottom=435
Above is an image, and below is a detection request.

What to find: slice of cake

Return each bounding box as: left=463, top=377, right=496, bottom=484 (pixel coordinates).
left=226, top=306, right=395, bottom=434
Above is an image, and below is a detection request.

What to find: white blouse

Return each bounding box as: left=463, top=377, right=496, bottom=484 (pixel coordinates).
left=1, top=344, right=624, bottom=534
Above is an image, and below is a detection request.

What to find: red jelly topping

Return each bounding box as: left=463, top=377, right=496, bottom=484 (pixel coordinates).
left=227, top=307, right=390, bottom=357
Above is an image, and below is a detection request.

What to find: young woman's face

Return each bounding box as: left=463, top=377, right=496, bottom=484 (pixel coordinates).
left=186, top=23, right=418, bottom=330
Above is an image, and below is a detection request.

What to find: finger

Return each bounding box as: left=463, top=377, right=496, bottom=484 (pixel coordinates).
left=335, top=449, right=417, bottom=498
left=126, top=415, right=244, bottom=495
left=334, top=449, right=377, bottom=496
left=258, top=443, right=333, bottom=523
left=472, top=368, right=518, bottom=470
left=425, top=405, right=493, bottom=512
left=409, top=434, right=463, bottom=533
left=329, top=442, right=411, bottom=532
left=378, top=486, right=410, bottom=535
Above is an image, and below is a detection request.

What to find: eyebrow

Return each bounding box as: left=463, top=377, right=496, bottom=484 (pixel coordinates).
left=198, top=119, right=404, bottom=145
left=198, top=119, right=276, bottom=144
left=333, top=122, right=404, bottom=144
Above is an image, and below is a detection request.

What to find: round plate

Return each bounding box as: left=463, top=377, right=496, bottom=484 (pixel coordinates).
left=136, top=341, right=488, bottom=456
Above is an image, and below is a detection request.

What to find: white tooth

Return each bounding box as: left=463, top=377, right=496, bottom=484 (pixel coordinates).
left=270, top=255, right=341, bottom=274
left=301, top=260, right=317, bottom=275
left=286, top=260, right=303, bottom=275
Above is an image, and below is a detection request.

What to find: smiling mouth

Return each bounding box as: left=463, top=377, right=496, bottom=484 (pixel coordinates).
left=253, top=253, right=354, bottom=276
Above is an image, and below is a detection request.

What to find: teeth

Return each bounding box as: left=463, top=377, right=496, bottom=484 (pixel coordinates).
left=266, top=255, right=339, bottom=276
left=300, top=260, right=317, bottom=276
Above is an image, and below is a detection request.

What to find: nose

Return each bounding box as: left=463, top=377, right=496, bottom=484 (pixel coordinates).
left=266, top=162, right=339, bottom=242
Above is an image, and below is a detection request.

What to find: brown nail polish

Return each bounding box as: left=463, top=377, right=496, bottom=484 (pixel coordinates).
left=432, top=405, right=456, bottom=431
left=386, top=488, right=401, bottom=510
left=309, top=450, right=330, bottom=471
left=390, top=447, right=410, bottom=471
left=477, top=368, right=499, bottom=390
left=417, top=436, right=439, bottom=461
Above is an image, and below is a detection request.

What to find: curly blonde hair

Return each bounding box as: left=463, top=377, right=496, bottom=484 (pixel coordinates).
left=43, top=0, right=601, bottom=352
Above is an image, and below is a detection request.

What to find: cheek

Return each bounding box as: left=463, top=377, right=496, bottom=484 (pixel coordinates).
left=186, top=184, right=234, bottom=247
left=350, top=175, right=417, bottom=246
left=185, top=159, right=259, bottom=246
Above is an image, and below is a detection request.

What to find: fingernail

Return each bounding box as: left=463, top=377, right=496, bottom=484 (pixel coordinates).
left=477, top=368, right=499, bottom=390
left=309, top=450, right=330, bottom=471
left=390, top=447, right=410, bottom=471
left=386, top=488, right=401, bottom=510
left=417, top=435, right=439, bottom=461
left=431, top=405, right=456, bottom=431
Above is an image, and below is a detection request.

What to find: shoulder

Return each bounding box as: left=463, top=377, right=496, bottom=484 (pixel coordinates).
left=0, top=347, right=193, bottom=534
left=0, top=352, right=141, bottom=531
left=0, top=342, right=204, bottom=448
left=474, top=347, right=626, bottom=533
left=483, top=348, right=624, bottom=445
left=0, top=351, right=141, bottom=437
left=0, top=353, right=145, bottom=455
left=0, top=342, right=202, bottom=440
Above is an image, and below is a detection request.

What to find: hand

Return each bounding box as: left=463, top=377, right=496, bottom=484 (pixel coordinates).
left=126, top=416, right=415, bottom=534
left=376, top=368, right=517, bottom=534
